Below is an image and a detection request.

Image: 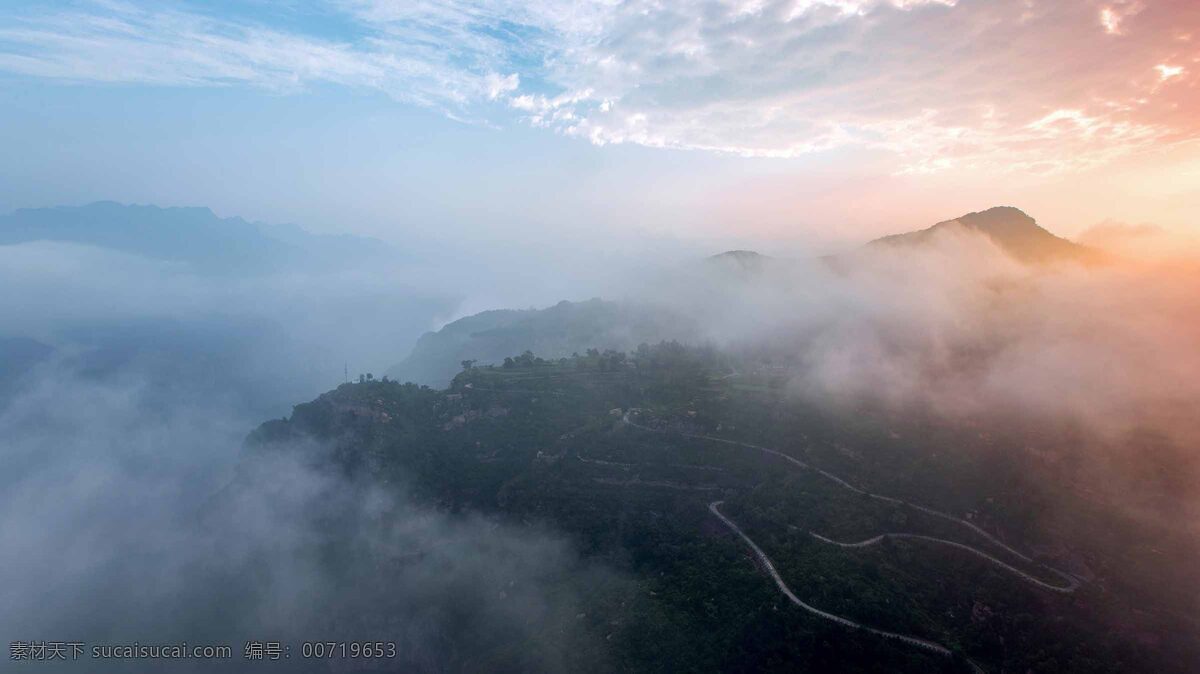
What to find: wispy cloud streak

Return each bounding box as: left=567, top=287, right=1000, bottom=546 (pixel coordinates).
left=1, top=0, right=1197, bottom=172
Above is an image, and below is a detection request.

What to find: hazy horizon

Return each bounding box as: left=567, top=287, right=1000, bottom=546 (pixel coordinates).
left=2, top=1, right=1198, bottom=252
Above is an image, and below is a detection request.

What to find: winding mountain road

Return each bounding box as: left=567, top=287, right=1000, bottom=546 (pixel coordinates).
left=622, top=412, right=1079, bottom=592
left=807, top=532, right=1079, bottom=592
left=463, top=384, right=1077, bottom=671
left=710, top=501, right=984, bottom=673
left=618, top=410, right=1092, bottom=671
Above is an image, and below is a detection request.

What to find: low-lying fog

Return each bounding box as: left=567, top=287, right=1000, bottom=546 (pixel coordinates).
left=2, top=203, right=1196, bottom=671
left=0, top=206, right=643, bottom=672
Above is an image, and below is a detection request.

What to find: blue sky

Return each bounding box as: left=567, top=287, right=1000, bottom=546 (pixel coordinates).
left=1, top=0, right=1198, bottom=249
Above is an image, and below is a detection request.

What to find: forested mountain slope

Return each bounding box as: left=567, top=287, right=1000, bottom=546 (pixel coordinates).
left=247, top=345, right=1197, bottom=673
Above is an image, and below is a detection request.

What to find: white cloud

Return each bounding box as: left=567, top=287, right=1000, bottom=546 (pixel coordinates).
left=0, top=2, right=515, bottom=111
left=513, top=0, right=1197, bottom=171
left=1098, top=1, right=1145, bottom=36
left=1156, top=63, right=1184, bottom=81
left=1100, top=7, right=1123, bottom=34
left=1, top=0, right=1197, bottom=173
left=485, top=72, right=520, bottom=99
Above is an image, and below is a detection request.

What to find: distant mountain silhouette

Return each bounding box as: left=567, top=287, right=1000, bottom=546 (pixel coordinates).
left=392, top=206, right=1096, bottom=386
left=706, top=250, right=772, bottom=273
left=386, top=299, right=687, bottom=387
left=0, top=201, right=392, bottom=273
left=868, top=206, right=1098, bottom=264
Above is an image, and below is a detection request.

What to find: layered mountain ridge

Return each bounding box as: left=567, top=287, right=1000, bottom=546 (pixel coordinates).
left=0, top=201, right=393, bottom=273
left=387, top=207, right=1096, bottom=386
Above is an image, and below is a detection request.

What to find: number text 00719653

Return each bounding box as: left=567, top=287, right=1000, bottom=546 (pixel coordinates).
left=301, top=642, right=397, bottom=659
